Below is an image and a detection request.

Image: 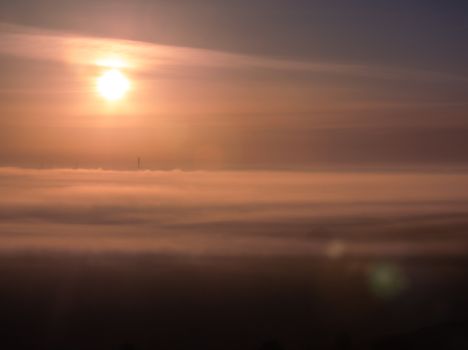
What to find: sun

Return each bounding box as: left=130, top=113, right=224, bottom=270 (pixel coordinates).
left=96, top=69, right=130, bottom=101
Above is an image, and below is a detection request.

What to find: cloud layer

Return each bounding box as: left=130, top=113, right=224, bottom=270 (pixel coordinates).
left=0, top=22, right=465, bottom=82
left=1, top=167, right=468, bottom=256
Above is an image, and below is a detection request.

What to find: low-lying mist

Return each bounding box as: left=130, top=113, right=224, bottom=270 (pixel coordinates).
left=1, top=167, right=467, bottom=257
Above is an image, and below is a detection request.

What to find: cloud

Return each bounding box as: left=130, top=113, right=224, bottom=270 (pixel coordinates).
left=0, top=22, right=466, bottom=82
left=1, top=167, right=468, bottom=256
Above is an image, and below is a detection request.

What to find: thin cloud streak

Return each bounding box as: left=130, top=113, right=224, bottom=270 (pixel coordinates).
left=0, top=22, right=466, bottom=82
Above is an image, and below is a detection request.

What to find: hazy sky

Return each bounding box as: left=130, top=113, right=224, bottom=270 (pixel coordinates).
left=0, top=0, right=467, bottom=169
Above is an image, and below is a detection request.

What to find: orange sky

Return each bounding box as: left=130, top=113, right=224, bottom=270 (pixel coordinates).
left=0, top=22, right=467, bottom=169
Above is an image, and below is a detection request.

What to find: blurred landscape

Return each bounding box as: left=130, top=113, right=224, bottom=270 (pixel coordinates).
left=2, top=250, right=468, bottom=349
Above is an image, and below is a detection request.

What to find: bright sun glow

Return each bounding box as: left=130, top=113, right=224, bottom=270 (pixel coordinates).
left=96, top=56, right=127, bottom=69
left=97, top=69, right=130, bottom=101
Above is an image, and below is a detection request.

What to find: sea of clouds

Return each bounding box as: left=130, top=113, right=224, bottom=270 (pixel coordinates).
left=0, top=167, right=467, bottom=257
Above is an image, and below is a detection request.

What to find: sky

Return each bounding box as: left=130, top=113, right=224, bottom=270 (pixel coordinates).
left=0, top=0, right=467, bottom=169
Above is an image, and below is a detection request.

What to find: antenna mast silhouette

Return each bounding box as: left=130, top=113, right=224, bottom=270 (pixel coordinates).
left=137, top=157, right=141, bottom=170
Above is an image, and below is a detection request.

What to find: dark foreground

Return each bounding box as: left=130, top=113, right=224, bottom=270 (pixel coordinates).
left=1, top=252, right=468, bottom=350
